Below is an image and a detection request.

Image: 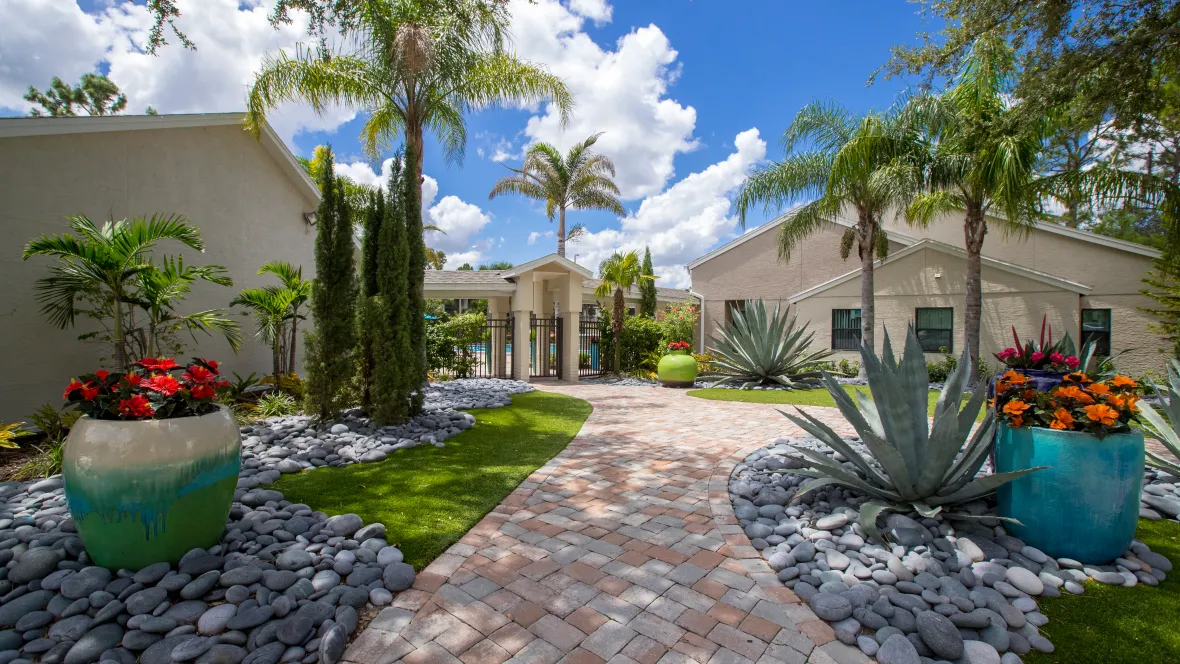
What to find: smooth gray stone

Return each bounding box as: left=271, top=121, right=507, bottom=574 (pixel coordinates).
left=959, top=640, right=1003, bottom=664
left=277, top=617, right=313, bottom=646
left=122, top=630, right=163, bottom=651
left=809, top=593, right=853, bottom=621
left=219, top=568, right=262, bottom=588
left=195, top=644, right=245, bottom=664
left=141, top=637, right=198, bottom=664
left=275, top=551, right=313, bottom=572
left=178, top=556, right=223, bottom=578
left=61, top=574, right=107, bottom=600
left=126, top=588, right=169, bottom=616
left=317, top=624, right=346, bottom=664
left=15, top=612, right=53, bottom=632
left=226, top=607, right=273, bottom=632
left=65, top=624, right=125, bottom=664
left=163, top=602, right=208, bottom=626
left=180, top=572, right=220, bottom=601
left=876, top=633, right=921, bottom=664
left=9, top=549, right=60, bottom=585
left=92, top=601, right=126, bottom=626
left=326, top=515, right=361, bottom=538
left=170, top=636, right=214, bottom=662
left=196, top=605, right=237, bottom=636
left=138, top=618, right=179, bottom=634
left=381, top=563, right=414, bottom=592
left=242, top=643, right=285, bottom=664
left=134, top=564, right=172, bottom=586
left=0, top=590, right=54, bottom=627
left=49, top=615, right=94, bottom=641
left=916, top=610, right=964, bottom=660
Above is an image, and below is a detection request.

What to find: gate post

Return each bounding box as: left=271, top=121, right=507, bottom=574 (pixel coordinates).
left=511, top=309, right=531, bottom=381
left=488, top=297, right=509, bottom=378
left=562, top=311, right=580, bottom=383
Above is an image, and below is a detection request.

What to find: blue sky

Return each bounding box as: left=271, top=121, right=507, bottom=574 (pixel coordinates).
left=1, top=0, right=934, bottom=286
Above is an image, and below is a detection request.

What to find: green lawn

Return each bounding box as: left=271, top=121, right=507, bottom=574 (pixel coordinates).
left=273, top=391, right=592, bottom=569
left=686, top=384, right=979, bottom=420
left=1024, top=519, right=1180, bottom=664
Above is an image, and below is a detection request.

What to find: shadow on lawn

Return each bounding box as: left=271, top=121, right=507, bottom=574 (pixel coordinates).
left=272, top=391, right=592, bottom=570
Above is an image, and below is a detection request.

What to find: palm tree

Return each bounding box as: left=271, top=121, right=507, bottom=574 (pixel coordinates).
left=246, top=0, right=574, bottom=210
left=489, top=133, right=625, bottom=257
left=131, top=256, right=243, bottom=359
left=733, top=101, right=906, bottom=358
left=22, top=214, right=205, bottom=371
left=231, top=261, right=312, bottom=378
left=594, top=251, right=654, bottom=374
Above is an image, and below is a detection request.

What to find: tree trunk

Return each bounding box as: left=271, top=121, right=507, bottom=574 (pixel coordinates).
left=113, top=296, right=127, bottom=371
left=273, top=334, right=282, bottom=381
left=288, top=313, right=298, bottom=377
left=613, top=287, right=624, bottom=374
left=557, top=207, right=566, bottom=257
left=858, top=213, right=876, bottom=374
left=408, top=121, right=426, bottom=212
left=964, top=206, right=987, bottom=384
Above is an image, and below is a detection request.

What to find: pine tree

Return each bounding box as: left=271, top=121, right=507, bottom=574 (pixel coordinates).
left=640, top=247, right=657, bottom=318
left=356, top=190, right=385, bottom=410
left=303, top=146, right=357, bottom=421
left=372, top=155, right=413, bottom=424
left=1143, top=262, right=1180, bottom=361
left=404, top=141, right=428, bottom=413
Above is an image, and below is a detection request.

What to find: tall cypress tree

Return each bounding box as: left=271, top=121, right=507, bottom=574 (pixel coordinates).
left=356, top=190, right=385, bottom=410
left=404, top=141, right=428, bottom=413
left=304, top=146, right=357, bottom=421
left=372, top=155, right=412, bottom=423
left=640, top=246, right=657, bottom=318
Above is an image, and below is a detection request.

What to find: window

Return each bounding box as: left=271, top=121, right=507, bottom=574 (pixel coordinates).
left=724, top=300, right=747, bottom=326
left=627, top=307, right=636, bottom=317
left=1082, top=309, right=1112, bottom=356
left=915, top=308, right=954, bottom=352
left=832, top=309, right=862, bottom=350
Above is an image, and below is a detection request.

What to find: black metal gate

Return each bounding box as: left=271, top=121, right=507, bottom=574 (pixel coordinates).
left=483, top=314, right=513, bottom=378
left=579, top=317, right=604, bottom=377
left=437, top=314, right=512, bottom=378
left=529, top=314, right=563, bottom=379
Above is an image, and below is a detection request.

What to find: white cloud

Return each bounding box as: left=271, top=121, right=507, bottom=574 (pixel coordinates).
left=505, top=0, right=698, bottom=199
left=527, top=230, right=554, bottom=245
left=572, top=128, right=766, bottom=288
left=337, top=158, right=395, bottom=190
left=1, top=0, right=354, bottom=145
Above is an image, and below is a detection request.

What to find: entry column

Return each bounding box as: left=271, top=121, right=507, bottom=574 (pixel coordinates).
left=511, top=308, right=531, bottom=381
left=562, top=311, right=580, bottom=383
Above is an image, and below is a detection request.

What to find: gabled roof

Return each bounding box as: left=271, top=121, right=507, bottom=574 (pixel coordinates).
left=788, top=238, right=1093, bottom=303
left=686, top=213, right=916, bottom=270
left=583, top=279, right=690, bottom=302
left=501, top=253, right=594, bottom=279
left=0, top=112, right=320, bottom=205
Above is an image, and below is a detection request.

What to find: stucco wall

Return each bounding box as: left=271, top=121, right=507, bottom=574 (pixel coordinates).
left=0, top=123, right=319, bottom=422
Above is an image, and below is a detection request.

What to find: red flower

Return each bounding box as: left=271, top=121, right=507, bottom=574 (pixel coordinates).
left=118, top=394, right=154, bottom=418
left=1049, top=352, right=1064, bottom=364
left=125, top=373, right=143, bottom=388
left=95, top=370, right=110, bottom=382
left=182, top=365, right=217, bottom=384
left=138, top=357, right=179, bottom=372
left=80, top=384, right=100, bottom=401
left=146, top=373, right=181, bottom=396
left=1030, top=351, right=1045, bottom=363
left=64, top=380, right=86, bottom=399
left=1065, top=356, right=1080, bottom=369
left=199, top=359, right=220, bottom=374
left=190, top=383, right=216, bottom=400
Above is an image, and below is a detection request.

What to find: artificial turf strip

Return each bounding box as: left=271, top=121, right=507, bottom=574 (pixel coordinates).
left=272, top=390, right=592, bottom=570
left=686, top=385, right=980, bottom=420
left=1023, top=519, right=1180, bottom=664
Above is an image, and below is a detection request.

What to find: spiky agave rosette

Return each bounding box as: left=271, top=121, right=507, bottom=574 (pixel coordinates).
left=1140, top=359, right=1180, bottom=476
left=779, top=328, right=1046, bottom=541
left=703, top=299, right=833, bottom=390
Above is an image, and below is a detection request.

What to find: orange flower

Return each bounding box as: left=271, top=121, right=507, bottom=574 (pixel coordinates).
left=1003, top=400, right=1031, bottom=417
left=1054, top=385, right=1094, bottom=404
left=1049, top=418, right=1069, bottom=430
left=1110, top=375, right=1137, bottom=389
left=1053, top=408, right=1074, bottom=428
left=1002, top=370, right=1032, bottom=385
left=1086, top=383, right=1110, bottom=396
left=1010, top=415, right=1025, bottom=427
left=994, top=381, right=1010, bottom=394
left=1063, top=371, right=1092, bottom=384
left=1084, top=403, right=1120, bottom=426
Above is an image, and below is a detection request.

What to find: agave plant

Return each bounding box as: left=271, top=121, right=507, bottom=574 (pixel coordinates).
left=1140, top=360, right=1180, bottom=476
left=781, top=327, right=1045, bottom=540
left=704, top=300, right=832, bottom=389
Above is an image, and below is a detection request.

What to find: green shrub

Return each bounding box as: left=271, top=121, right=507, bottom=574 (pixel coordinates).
left=426, top=316, right=457, bottom=376
left=440, top=313, right=487, bottom=378
left=926, top=352, right=958, bottom=383
left=596, top=311, right=667, bottom=373
left=256, top=391, right=300, bottom=418
left=838, top=358, right=860, bottom=377
left=659, top=299, right=700, bottom=351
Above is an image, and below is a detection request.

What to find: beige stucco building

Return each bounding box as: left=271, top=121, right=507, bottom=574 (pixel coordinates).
left=0, top=113, right=320, bottom=423
left=688, top=211, right=1167, bottom=377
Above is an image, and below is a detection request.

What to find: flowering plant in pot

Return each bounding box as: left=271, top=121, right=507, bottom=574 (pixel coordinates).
left=61, top=357, right=242, bottom=570
left=658, top=341, right=697, bottom=387
left=992, top=370, right=1144, bottom=563
left=993, top=316, right=1080, bottom=393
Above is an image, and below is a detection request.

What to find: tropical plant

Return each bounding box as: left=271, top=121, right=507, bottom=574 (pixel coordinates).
left=0, top=422, right=24, bottom=450
left=1140, top=360, right=1180, bottom=476
left=255, top=391, right=300, bottom=419
left=217, top=372, right=262, bottom=404
left=29, top=403, right=81, bottom=445
left=232, top=261, right=311, bottom=379
left=23, top=214, right=206, bottom=371
left=440, top=312, right=487, bottom=378
left=245, top=0, right=573, bottom=216
left=489, top=133, right=624, bottom=257
left=303, top=147, right=357, bottom=421
left=733, top=101, right=905, bottom=360
left=993, top=317, right=1081, bottom=372
left=993, top=370, right=1140, bottom=435
left=594, top=251, right=655, bottom=374
left=130, top=256, right=242, bottom=359
left=780, top=328, right=1043, bottom=540
left=658, top=299, right=700, bottom=352
left=704, top=299, right=832, bottom=389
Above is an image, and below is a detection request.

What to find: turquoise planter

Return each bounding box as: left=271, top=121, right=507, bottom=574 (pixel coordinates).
left=995, top=423, right=1143, bottom=564
left=657, top=350, right=697, bottom=387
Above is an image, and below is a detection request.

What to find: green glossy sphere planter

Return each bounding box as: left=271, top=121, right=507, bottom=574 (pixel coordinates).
left=658, top=350, right=697, bottom=388
left=63, top=407, right=241, bottom=570
left=995, top=423, right=1143, bottom=564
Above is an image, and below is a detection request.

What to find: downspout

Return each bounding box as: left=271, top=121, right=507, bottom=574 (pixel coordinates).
left=688, top=290, right=705, bottom=352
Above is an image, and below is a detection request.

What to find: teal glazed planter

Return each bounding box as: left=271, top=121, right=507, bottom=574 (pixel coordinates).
left=995, top=423, right=1143, bottom=564
left=658, top=350, right=697, bottom=388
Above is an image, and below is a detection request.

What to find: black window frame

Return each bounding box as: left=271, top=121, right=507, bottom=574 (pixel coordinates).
left=831, top=308, right=862, bottom=351
left=915, top=307, right=954, bottom=353
left=724, top=300, right=747, bottom=326
left=1081, top=308, right=1112, bottom=357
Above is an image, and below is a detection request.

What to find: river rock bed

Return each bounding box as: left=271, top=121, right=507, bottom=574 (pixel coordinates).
left=731, top=438, right=1176, bottom=664
left=0, top=379, right=534, bottom=664
left=581, top=376, right=658, bottom=387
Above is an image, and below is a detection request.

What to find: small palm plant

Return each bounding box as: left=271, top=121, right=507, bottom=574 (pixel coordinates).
left=131, top=256, right=242, bottom=358
left=231, top=262, right=311, bottom=379
left=489, top=133, right=625, bottom=257
left=594, top=251, right=654, bottom=374
left=1140, top=360, right=1180, bottom=476
left=781, top=327, right=1044, bottom=540
left=704, top=300, right=832, bottom=389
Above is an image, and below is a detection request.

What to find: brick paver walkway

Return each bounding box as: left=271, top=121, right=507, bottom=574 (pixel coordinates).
left=343, top=385, right=872, bottom=664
